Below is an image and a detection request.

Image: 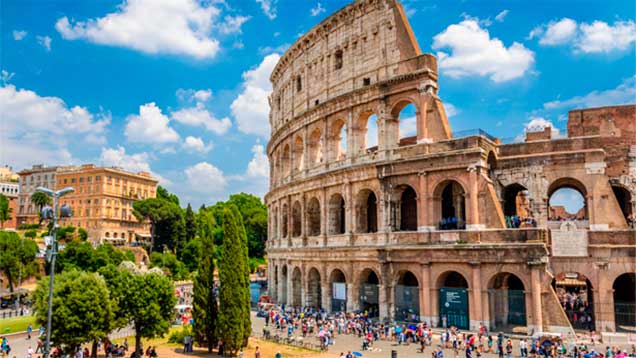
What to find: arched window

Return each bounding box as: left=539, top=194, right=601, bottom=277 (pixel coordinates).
left=613, top=273, right=635, bottom=331
left=437, top=180, right=466, bottom=230
left=392, top=101, right=417, bottom=146
left=357, top=112, right=379, bottom=153
left=397, top=185, right=417, bottom=231
left=306, top=197, right=321, bottom=236
left=488, top=273, right=527, bottom=329
left=552, top=272, right=594, bottom=330
left=548, top=178, right=587, bottom=222
left=437, top=271, right=470, bottom=329
left=293, top=136, right=304, bottom=172
left=281, top=203, right=289, bottom=238
left=292, top=201, right=302, bottom=237
left=307, top=268, right=322, bottom=309
left=330, top=119, right=347, bottom=161
left=296, top=75, right=302, bottom=92
left=334, top=50, right=343, bottom=70
left=291, top=267, right=302, bottom=306
left=309, top=128, right=323, bottom=165
left=359, top=269, right=380, bottom=318
left=611, top=185, right=633, bottom=224
left=329, top=194, right=346, bottom=234
left=330, top=269, right=347, bottom=312
left=395, top=271, right=419, bottom=321
left=356, top=189, right=378, bottom=233
left=502, top=183, right=530, bottom=228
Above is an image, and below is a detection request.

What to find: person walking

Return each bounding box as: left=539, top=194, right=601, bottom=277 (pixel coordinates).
left=520, top=338, right=528, bottom=358
left=27, top=324, right=33, bottom=340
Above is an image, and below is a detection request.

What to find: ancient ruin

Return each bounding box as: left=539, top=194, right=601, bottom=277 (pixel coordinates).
left=265, top=0, right=636, bottom=336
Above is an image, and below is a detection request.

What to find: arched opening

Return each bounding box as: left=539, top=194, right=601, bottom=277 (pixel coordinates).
left=613, top=273, right=635, bottom=332
left=291, top=201, right=302, bottom=237
left=281, top=203, right=288, bottom=238
left=611, top=185, right=633, bottom=225
left=392, top=101, right=417, bottom=146
left=282, top=144, right=291, bottom=177
left=330, top=269, right=347, bottom=312
left=273, top=265, right=279, bottom=301
left=307, top=268, right=322, bottom=309
left=306, top=197, right=321, bottom=236
left=328, top=193, right=346, bottom=235
left=488, top=273, right=527, bottom=331
left=291, top=267, right=302, bottom=307
left=438, top=271, right=469, bottom=329
left=548, top=178, right=588, bottom=224
left=395, top=271, right=420, bottom=321
left=293, top=135, right=304, bottom=172
left=355, top=189, right=378, bottom=233
left=397, top=185, right=417, bottom=231
left=487, top=151, right=497, bottom=182
left=438, top=181, right=466, bottom=230
left=330, top=119, right=347, bottom=161
left=359, top=269, right=380, bottom=318
left=281, top=265, right=288, bottom=304
left=552, top=272, right=594, bottom=331
left=308, top=128, right=323, bottom=165
left=357, top=112, right=379, bottom=153
left=502, top=184, right=531, bottom=228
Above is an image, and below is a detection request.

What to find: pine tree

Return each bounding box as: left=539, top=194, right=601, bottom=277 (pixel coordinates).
left=229, top=205, right=252, bottom=346
left=192, top=211, right=218, bottom=351
left=185, top=203, right=197, bottom=242
left=216, top=208, right=249, bottom=356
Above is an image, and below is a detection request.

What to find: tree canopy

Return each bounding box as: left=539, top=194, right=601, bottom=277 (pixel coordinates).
left=30, top=191, right=52, bottom=212
left=192, top=210, right=218, bottom=351
left=0, top=193, right=11, bottom=228
left=133, top=197, right=184, bottom=253
left=0, top=231, right=39, bottom=292
left=56, top=241, right=133, bottom=273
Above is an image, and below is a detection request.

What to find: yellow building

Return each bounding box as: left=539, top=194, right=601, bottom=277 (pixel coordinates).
left=54, top=164, right=158, bottom=244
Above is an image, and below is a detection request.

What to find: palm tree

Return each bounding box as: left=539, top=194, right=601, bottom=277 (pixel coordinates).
left=30, top=191, right=52, bottom=215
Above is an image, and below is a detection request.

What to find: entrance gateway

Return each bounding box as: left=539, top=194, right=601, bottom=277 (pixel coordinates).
left=440, top=288, right=469, bottom=329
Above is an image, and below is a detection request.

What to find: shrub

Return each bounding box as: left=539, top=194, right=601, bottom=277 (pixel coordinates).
left=168, top=325, right=193, bottom=344
left=19, top=223, right=40, bottom=230
left=24, top=230, right=37, bottom=239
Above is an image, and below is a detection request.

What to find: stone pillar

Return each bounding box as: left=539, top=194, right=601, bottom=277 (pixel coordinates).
left=378, top=284, right=389, bottom=320
left=416, top=95, right=429, bottom=143
left=471, top=263, right=483, bottom=330
left=421, top=263, right=433, bottom=324
left=321, top=281, right=330, bottom=311
left=300, top=193, right=306, bottom=239
left=345, top=181, right=353, bottom=235
left=595, top=269, right=614, bottom=332
left=347, top=283, right=356, bottom=312
left=277, top=264, right=285, bottom=304
left=388, top=283, right=396, bottom=321
left=467, top=167, right=482, bottom=230
left=346, top=109, right=354, bottom=160
left=321, top=189, right=328, bottom=245
left=530, top=266, right=544, bottom=332
left=302, top=126, right=308, bottom=174
left=287, top=267, right=293, bottom=306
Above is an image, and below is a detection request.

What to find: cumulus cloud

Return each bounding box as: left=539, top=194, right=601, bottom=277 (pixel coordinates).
left=530, top=18, right=636, bottom=53
left=494, top=10, right=509, bottom=22
left=100, top=146, right=170, bottom=184
left=524, top=117, right=563, bottom=138
left=37, top=35, right=52, bottom=51
left=171, top=103, right=231, bottom=135
left=543, top=77, right=636, bottom=110
left=432, top=19, right=535, bottom=82
left=310, top=2, right=325, bottom=17
left=182, top=136, right=213, bottom=153
left=218, top=15, right=250, bottom=35
left=256, top=0, right=277, bottom=20
left=231, top=53, right=280, bottom=137
left=124, top=102, right=180, bottom=144
left=176, top=88, right=212, bottom=103
left=55, top=0, right=224, bottom=59
left=444, top=103, right=459, bottom=117
left=13, top=30, right=27, bottom=41
left=246, top=144, right=269, bottom=178
left=184, top=162, right=227, bottom=195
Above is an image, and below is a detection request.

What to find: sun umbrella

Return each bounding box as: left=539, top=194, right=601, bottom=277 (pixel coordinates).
left=353, top=352, right=363, bottom=357
left=395, top=327, right=403, bottom=333
left=408, top=324, right=417, bottom=330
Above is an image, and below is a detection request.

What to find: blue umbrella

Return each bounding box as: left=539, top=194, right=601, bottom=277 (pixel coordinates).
left=353, top=352, right=363, bottom=357
left=408, top=325, right=417, bottom=330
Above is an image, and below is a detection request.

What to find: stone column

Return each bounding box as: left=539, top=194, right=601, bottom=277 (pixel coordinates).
left=346, top=283, right=356, bottom=312
left=345, top=181, right=353, bottom=235
left=321, top=189, right=328, bottom=245
left=378, top=284, right=389, bottom=320
left=416, top=95, right=429, bottom=143
left=471, top=263, right=483, bottom=330
left=467, top=167, right=482, bottom=230
left=595, top=268, right=614, bottom=332
left=530, top=266, right=544, bottom=332
left=321, top=281, right=330, bottom=311
left=346, top=108, right=354, bottom=160
left=421, top=263, right=432, bottom=324
left=277, top=264, right=285, bottom=304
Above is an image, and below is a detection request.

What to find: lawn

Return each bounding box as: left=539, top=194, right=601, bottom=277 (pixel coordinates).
left=0, top=314, right=36, bottom=334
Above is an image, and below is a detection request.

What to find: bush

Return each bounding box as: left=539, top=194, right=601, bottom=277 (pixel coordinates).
left=24, top=230, right=37, bottom=239
left=248, top=257, right=266, bottom=274
left=168, top=325, right=193, bottom=344
left=19, top=224, right=39, bottom=230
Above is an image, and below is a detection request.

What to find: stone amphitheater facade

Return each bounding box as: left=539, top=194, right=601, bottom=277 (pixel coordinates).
left=265, top=0, right=636, bottom=335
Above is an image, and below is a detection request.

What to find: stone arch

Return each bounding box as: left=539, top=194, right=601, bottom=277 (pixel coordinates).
left=394, top=184, right=418, bottom=231
left=306, top=197, right=321, bottom=236
left=329, top=268, right=347, bottom=312
left=391, top=99, right=418, bottom=146
left=328, top=193, right=346, bottom=235
left=281, top=265, right=288, bottom=304
left=434, top=180, right=466, bottom=230
left=502, top=183, right=530, bottom=222
left=308, top=127, right=323, bottom=165
left=547, top=178, right=588, bottom=221
left=355, top=188, right=378, bottom=233
left=552, top=272, right=595, bottom=330
left=611, top=184, right=633, bottom=224
left=329, top=118, right=347, bottom=161
left=359, top=268, right=381, bottom=318
left=291, top=201, right=302, bottom=237
left=293, top=135, right=304, bottom=172
left=436, top=270, right=470, bottom=329
left=291, top=266, right=302, bottom=307
left=273, top=265, right=279, bottom=300
left=281, top=203, right=289, bottom=238
left=487, top=272, right=527, bottom=331
left=395, top=270, right=420, bottom=321
left=306, top=267, right=322, bottom=309
left=613, top=272, right=635, bottom=332
left=281, top=144, right=291, bottom=177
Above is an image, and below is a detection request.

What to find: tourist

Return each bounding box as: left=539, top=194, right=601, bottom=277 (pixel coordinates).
left=254, top=346, right=260, bottom=358
left=27, top=345, right=34, bottom=358
left=27, top=324, right=33, bottom=340
left=520, top=338, right=528, bottom=358
left=466, top=345, right=472, bottom=358
left=506, top=339, right=513, bottom=358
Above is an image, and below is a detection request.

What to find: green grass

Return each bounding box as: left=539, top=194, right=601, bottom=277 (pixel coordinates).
left=0, top=314, right=37, bottom=334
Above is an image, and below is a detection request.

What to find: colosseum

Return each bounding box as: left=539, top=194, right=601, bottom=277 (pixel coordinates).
left=264, top=0, right=636, bottom=337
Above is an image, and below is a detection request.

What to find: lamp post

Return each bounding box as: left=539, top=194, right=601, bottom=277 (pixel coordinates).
left=36, top=186, right=74, bottom=358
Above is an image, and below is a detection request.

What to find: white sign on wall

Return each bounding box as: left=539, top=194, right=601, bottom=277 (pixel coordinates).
left=332, top=282, right=346, bottom=300
left=552, top=222, right=588, bottom=257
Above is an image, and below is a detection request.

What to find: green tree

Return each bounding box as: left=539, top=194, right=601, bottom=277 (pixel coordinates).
left=0, top=193, right=11, bottom=228
left=180, top=238, right=202, bottom=273
left=149, top=251, right=189, bottom=280
left=192, top=211, right=218, bottom=351
left=157, top=185, right=180, bottom=206
left=216, top=208, right=250, bottom=356
left=30, top=191, right=52, bottom=214
left=211, top=193, right=268, bottom=258
left=0, top=231, right=38, bottom=292
left=228, top=205, right=252, bottom=344
left=185, top=203, right=197, bottom=242
left=78, top=227, right=88, bottom=240
left=101, top=264, right=176, bottom=354
left=57, top=241, right=127, bottom=273
left=133, top=198, right=184, bottom=253
left=33, top=270, right=115, bottom=354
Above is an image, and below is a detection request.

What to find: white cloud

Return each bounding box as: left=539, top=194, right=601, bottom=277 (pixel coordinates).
left=176, top=88, right=212, bottom=103
left=124, top=102, right=180, bottom=144
left=231, top=53, right=280, bottom=137
left=246, top=144, right=269, bottom=178
left=99, top=146, right=170, bottom=184
left=494, top=10, right=509, bottom=22
left=55, top=0, right=222, bottom=59
left=399, top=116, right=417, bottom=138
left=256, top=0, right=277, bottom=20
left=544, top=77, right=636, bottom=110
left=444, top=103, right=459, bottom=117
left=530, top=18, right=636, bottom=54
left=524, top=117, right=562, bottom=138
left=432, top=19, right=535, bottom=82
left=171, top=103, right=231, bottom=135
left=13, top=30, right=27, bottom=41
left=182, top=136, right=213, bottom=153
left=184, top=162, right=227, bottom=194
left=218, top=15, right=250, bottom=34
left=310, top=2, right=325, bottom=17
left=37, top=35, right=52, bottom=51
left=577, top=20, right=636, bottom=53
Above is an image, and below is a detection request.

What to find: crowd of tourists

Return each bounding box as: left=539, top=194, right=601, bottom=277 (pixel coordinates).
left=439, top=217, right=466, bottom=230
left=556, top=288, right=595, bottom=331
left=505, top=216, right=538, bottom=228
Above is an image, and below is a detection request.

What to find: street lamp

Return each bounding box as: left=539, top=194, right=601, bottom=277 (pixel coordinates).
left=36, top=186, right=74, bottom=358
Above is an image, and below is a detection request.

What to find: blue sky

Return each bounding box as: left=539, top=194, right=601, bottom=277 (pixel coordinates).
left=1, top=0, right=635, bottom=208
